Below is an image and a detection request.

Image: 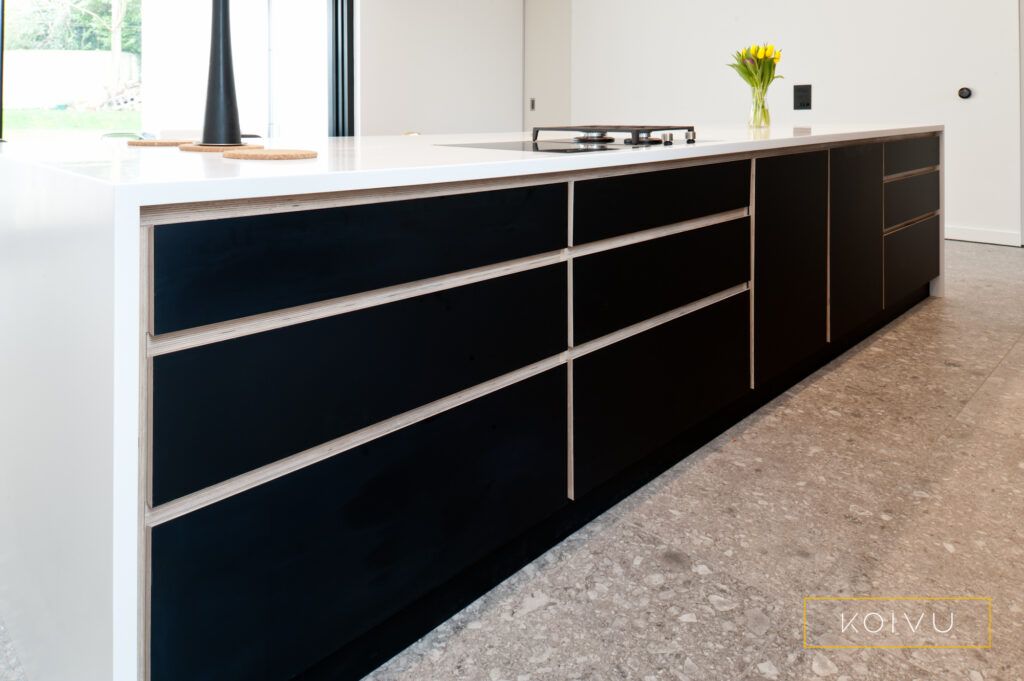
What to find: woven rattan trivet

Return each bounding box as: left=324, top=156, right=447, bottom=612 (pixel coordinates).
left=127, top=139, right=193, bottom=147
left=222, top=148, right=318, bottom=160
left=179, top=143, right=264, bottom=152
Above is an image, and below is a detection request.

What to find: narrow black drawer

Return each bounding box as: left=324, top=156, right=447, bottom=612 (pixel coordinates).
left=152, top=265, right=567, bottom=505
left=573, top=218, right=749, bottom=344
left=884, top=171, right=939, bottom=229
left=573, top=161, right=749, bottom=244
left=885, top=136, right=939, bottom=176
left=151, top=367, right=568, bottom=681
left=573, top=293, right=749, bottom=497
left=885, top=216, right=939, bottom=308
left=153, top=184, right=568, bottom=334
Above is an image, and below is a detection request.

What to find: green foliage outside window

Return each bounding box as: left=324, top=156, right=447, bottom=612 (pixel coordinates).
left=5, top=0, right=141, bottom=54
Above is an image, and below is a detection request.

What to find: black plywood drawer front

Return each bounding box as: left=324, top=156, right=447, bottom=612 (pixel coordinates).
left=153, top=184, right=568, bottom=334
left=885, top=136, right=939, bottom=176
left=573, top=293, right=750, bottom=497
left=884, top=171, right=939, bottom=229
left=885, top=216, right=940, bottom=307
left=573, top=218, right=750, bottom=344
left=150, top=367, right=568, bottom=681
left=573, top=161, right=749, bottom=244
left=152, top=265, right=567, bottom=505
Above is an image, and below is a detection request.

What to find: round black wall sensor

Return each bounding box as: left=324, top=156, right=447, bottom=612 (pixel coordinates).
left=958, top=87, right=972, bottom=99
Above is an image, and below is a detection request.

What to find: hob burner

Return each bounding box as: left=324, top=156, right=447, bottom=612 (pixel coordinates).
left=573, top=131, right=615, bottom=144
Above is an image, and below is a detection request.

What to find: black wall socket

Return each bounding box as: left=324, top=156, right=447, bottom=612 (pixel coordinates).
left=794, top=84, right=812, bottom=110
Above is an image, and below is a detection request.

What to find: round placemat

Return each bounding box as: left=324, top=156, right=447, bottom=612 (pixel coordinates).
left=179, top=143, right=264, bottom=152
left=127, top=139, right=193, bottom=147
left=222, top=148, right=318, bottom=160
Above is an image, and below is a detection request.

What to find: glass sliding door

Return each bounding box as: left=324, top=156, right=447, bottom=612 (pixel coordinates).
left=0, top=0, right=345, bottom=141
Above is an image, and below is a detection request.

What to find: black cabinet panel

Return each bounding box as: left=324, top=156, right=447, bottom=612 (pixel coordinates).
left=884, top=171, right=939, bottom=229
left=573, top=218, right=749, bottom=344
left=573, top=161, right=749, bottom=244
left=573, top=294, right=750, bottom=496
left=150, top=368, right=568, bottom=681
left=152, top=265, right=567, bottom=505
left=885, top=216, right=940, bottom=308
left=884, top=136, right=940, bottom=176
left=153, top=184, right=568, bottom=334
left=754, top=151, right=828, bottom=386
left=830, top=144, right=884, bottom=341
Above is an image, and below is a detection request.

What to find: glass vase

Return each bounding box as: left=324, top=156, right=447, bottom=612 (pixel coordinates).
left=749, top=88, right=770, bottom=128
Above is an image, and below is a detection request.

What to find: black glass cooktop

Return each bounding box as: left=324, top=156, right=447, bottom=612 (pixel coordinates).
left=442, top=140, right=614, bottom=154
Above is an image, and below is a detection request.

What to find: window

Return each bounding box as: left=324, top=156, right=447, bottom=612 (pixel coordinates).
left=1, top=0, right=142, bottom=140
left=0, top=1, right=348, bottom=141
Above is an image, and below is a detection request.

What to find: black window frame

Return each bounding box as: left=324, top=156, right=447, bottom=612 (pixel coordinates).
left=0, top=0, right=353, bottom=141
left=328, top=0, right=354, bottom=137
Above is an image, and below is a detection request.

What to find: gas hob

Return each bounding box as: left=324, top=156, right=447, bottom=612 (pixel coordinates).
left=442, top=125, right=698, bottom=154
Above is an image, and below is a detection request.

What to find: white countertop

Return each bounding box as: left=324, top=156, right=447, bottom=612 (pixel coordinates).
left=0, top=124, right=942, bottom=206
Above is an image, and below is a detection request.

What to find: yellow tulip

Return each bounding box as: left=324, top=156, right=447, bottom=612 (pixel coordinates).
left=757, top=46, right=766, bottom=59
left=774, top=50, right=782, bottom=64
left=750, top=44, right=759, bottom=56
left=766, top=45, right=775, bottom=58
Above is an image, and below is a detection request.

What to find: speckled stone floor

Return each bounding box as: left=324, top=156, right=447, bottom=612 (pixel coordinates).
left=0, top=619, right=24, bottom=681
left=1, top=240, right=1021, bottom=681
left=362, top=240, right=1024, bottom=681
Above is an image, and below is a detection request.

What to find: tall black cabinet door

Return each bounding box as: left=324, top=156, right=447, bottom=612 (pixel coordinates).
left=754, top=151, right=828, bottom=387
left=830, top=144, right=883, bottom=341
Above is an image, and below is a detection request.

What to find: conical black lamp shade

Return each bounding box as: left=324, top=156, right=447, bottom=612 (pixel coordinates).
left=201, top=0, right=242, bottom=145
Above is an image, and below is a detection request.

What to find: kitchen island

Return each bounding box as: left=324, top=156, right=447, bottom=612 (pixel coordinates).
left=0, top=125, right=944, bottom=681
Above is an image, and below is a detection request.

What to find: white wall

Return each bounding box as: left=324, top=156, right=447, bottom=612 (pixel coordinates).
left=567, top=0, right=1023, bottom=246
left=268, top=1, right=330, bottom=141
left=356, top=0, right=525, bottom=135
left=524, top=0, right=572, bottom=129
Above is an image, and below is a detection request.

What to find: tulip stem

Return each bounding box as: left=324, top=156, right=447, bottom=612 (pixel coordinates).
left=750, top=87, right=770, bottom=128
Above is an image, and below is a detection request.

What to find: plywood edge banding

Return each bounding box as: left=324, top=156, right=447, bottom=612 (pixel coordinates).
left=571, top=207, right=750, bottom=258
left=145, top=354, right=568, bottom=526
left=883, top=166, right=941, bottom=183
left=748, top=158, right=757, bottom=390
left=144, top=283, right=749, bottom=525
left=570, top=283, right=750, bottom=361
left=148, top=249, right=569, bottom=356
left=884, top=210, right=941, bottom=236
left=148, top=207, right=750, bottom=357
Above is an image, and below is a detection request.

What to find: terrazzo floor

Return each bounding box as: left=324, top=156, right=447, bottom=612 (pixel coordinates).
left=1, top=240, right=1022, bottom=680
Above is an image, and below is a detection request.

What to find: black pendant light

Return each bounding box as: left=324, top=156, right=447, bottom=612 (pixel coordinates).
left=201, top=0, right=242, bottom=145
